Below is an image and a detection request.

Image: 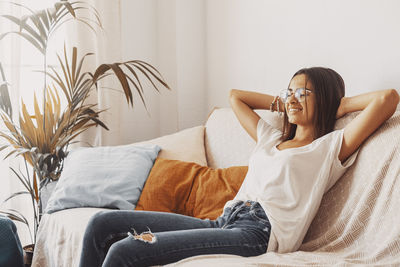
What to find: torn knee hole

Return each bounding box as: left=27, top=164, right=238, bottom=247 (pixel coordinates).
left=128, top=228, right=157, bottom=244
left=135, top=233, right=155, bottom=243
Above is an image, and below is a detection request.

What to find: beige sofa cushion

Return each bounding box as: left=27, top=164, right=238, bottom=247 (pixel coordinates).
left=136, top=126, right=207, bottom=166
left=205, top=108, right=281, bottom=169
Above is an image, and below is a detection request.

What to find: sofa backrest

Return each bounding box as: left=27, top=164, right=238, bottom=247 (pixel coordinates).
left=204, top=107, right=359, bottom=169
left=204, top=108, right=282, bottom=168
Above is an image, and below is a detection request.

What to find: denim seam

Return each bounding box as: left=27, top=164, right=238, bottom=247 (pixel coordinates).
left=221, top=202, right=247, bottom=228
left=249, top=209, right=269, bottom=224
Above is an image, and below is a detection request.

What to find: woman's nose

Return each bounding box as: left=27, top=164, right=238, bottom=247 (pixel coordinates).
left=287, top=93, right=298, bottom=104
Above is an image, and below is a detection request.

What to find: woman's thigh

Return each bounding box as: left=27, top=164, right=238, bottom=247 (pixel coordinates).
left=80, top=210, right=217, bottom=267
left=102, top=227, right=268, bottom=267
left=83, top=210, right=216, bottom=252
left=86, top=210, right=215, bottom=235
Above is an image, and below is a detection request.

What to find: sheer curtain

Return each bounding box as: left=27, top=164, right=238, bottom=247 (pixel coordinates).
left=0, top=0, right=206, bottom=246
left=0, top=0, right=157, bottom=246
left=70, top=0, right=207, bottom=147
left=66, top=0, right=178, bottom=147
left=65, top=0, right=127, bottom=147
left=0, top=0, right=66, bottom=246
left=0, top=0, right=175, bottom=246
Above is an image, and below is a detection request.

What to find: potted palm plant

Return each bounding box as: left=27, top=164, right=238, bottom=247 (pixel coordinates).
left=0, top=0, right=170, bottom=261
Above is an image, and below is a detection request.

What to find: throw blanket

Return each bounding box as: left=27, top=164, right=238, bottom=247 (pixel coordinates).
left=172, top=111, right=400, bottom=266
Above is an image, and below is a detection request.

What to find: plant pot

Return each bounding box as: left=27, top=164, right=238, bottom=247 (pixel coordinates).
left=23, top=244, right=34, bottom=267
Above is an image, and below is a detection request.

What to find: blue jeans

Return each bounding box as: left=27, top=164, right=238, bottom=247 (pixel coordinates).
left=79, top=200, right=271, bottom=267
left=0, top=215, right=24, bottom=267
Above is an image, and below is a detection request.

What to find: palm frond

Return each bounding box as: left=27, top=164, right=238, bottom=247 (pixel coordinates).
left=0, top=1, right=101, bottom=54
left=0, top=63, right=13, bottom=118
left=2, top=191, right=30, bottom=204
left=0, top=210, right=28, bottom=225
left=92, top=60, right=171, bottom=108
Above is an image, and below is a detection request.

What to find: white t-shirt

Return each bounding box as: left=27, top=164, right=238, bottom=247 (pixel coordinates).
left=225, top=118, right=358, bottom=253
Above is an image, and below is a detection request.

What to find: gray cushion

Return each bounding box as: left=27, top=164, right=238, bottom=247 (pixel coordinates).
left=45, top=144, right=160, bottom=214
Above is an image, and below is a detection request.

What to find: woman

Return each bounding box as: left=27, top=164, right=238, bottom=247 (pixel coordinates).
left=79, top=67, right=399, bottom=267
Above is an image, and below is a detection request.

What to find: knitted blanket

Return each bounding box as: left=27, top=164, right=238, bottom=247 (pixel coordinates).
left=172, top=111, right=400, bottom=266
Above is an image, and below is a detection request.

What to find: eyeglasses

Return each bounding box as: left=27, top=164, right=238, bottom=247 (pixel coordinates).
left=280, top=88, right=313, bottom=103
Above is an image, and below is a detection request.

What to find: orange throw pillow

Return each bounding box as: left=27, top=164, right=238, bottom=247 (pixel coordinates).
left=135, top=158, right=248, bottom=220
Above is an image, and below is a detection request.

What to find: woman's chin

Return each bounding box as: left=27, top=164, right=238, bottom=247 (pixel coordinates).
left=288, top=117, right=307, bottom=125
left=288, top=116, right=299, bottom=124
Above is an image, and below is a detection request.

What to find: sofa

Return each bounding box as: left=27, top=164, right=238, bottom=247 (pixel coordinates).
left=32, top=107, right=400, bottom=267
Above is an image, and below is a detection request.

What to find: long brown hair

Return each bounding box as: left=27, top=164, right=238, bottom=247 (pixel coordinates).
left=282, top=67, right=345, bottom=141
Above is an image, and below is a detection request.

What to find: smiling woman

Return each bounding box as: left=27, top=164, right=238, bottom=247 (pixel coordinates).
left=228, top=66, right=398, bottom=252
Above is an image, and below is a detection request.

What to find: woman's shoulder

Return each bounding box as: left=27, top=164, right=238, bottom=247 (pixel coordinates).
left=256, top=119, right=282, bottom=144
left=318, top=128, right=343, bottom=141
left=257, top=118, right=282, bottom=137
left=311, top=129, right=344, bottom=149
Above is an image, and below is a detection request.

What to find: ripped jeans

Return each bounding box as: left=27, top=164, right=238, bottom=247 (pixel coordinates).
left=79, top=201, right=271, bottom=267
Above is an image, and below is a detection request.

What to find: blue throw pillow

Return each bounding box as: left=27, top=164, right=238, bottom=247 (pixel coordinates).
left=45, top=144, right=161, bottom=214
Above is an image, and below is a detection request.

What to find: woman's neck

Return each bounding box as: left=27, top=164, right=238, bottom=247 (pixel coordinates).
left=292, top=125, right=314, bottom=143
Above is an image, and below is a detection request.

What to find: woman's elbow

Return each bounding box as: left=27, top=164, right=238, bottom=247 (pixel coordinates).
left=390, top=89, right=400, bottom=105
left=380, top=89, right=399, bottom=113
left=230, top=89, right=239, bottom=98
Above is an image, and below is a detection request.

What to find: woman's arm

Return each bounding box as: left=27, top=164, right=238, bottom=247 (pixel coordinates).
left=338, top=89, right=399, bottom=162
left=229, top=89, right=283, bottom=142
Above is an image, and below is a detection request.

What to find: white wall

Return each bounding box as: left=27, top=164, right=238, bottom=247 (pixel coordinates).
left=206, top=0, right=400, bottom=111
left=120, top=0, right=400, bottom=140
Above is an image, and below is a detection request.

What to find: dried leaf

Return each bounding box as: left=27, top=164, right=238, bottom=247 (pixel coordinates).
left=33, top=172, right=39, bottom=202
left=2, top=191, right=30, bottom=204
left=0, top=211, right=27, bottom=225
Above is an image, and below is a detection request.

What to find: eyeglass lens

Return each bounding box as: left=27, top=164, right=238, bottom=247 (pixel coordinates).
left=280, top=88, right=308, bottom=103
